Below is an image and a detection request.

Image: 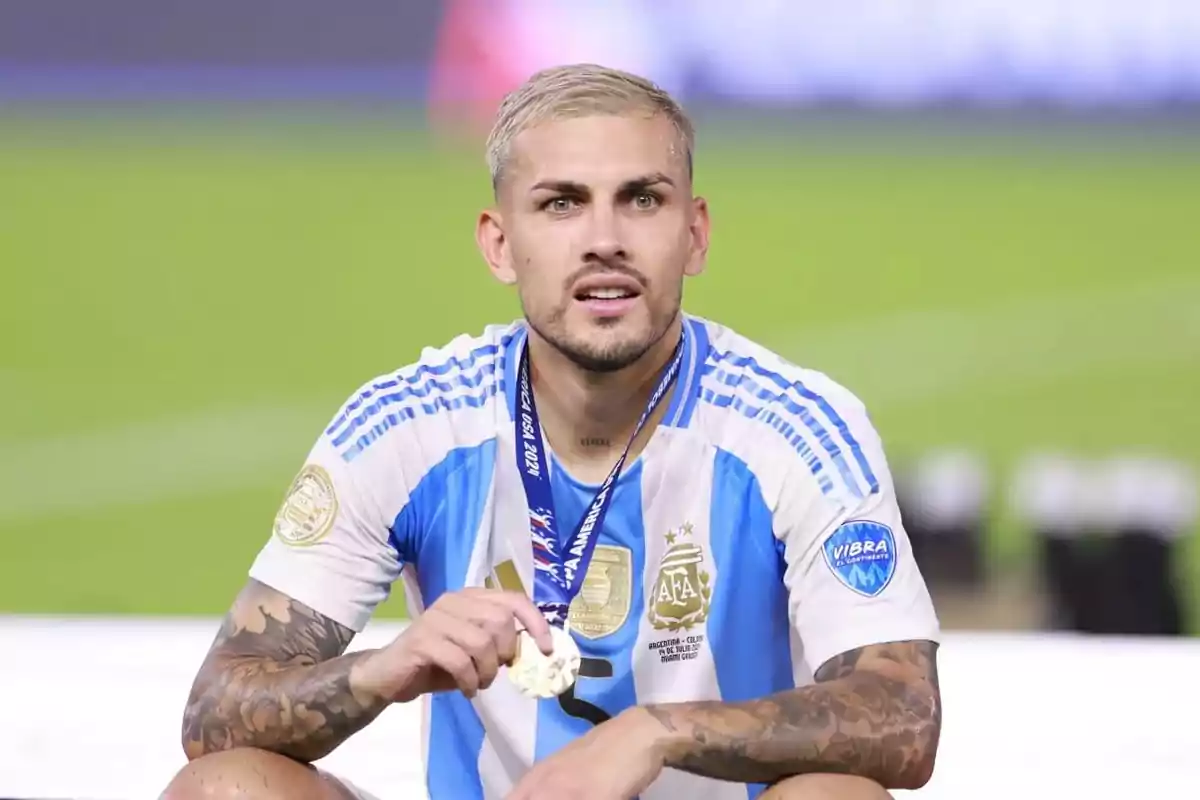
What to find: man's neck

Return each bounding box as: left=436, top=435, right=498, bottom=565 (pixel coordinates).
left=528, top=318, right=683, bottom=483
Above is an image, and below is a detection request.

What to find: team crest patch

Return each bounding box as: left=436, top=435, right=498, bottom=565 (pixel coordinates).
left=273, top=464, right=338, bottom=547
left=569, top=545, right=633, bottom=640
left=822, top=520, right=896, bottom=598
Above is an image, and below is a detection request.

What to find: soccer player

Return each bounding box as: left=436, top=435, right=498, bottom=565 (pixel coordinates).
left=163, top=64, right=942, bottom=800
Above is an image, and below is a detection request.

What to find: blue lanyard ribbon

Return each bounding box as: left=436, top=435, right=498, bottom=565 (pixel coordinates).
left=515, top=330, right=686, bottom=627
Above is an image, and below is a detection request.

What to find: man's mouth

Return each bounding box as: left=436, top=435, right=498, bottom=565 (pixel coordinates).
left=571, top=273, right=644, bottom=304
left=571, top=276, right=643, bottom=318
left=575, top=286, right=639, bottom=301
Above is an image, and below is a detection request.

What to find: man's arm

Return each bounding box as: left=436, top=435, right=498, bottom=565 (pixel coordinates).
left=181, top=578, right=390, bottom=763
left=641, top=639, right=941, bottom=790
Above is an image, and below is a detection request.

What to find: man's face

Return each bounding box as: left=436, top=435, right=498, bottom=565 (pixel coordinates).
left=480, top=112, right=709, bottom=373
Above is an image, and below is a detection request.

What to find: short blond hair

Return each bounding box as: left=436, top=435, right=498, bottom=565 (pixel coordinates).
left=485, top=63, right=695, bottom=190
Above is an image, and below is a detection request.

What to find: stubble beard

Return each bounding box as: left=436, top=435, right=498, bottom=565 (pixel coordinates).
left=527, top=305, right=678, bottom=375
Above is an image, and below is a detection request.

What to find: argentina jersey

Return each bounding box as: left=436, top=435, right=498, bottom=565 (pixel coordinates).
left=249, top=314, right=941, bottom=800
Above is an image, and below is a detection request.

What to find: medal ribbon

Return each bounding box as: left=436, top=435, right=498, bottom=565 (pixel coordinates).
left=515, top=330, right=685, bottom=627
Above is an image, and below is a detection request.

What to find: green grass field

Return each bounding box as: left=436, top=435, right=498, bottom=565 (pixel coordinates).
left=2, top=112, right=1198, bottom=624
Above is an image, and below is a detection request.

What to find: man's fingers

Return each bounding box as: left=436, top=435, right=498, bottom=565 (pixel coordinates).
left=493, top=592, right=554, bottom=655
left=442, top=618, right=502, bottom=690
left=436, top=593, right=522, bottom=664
left=472, top=601, right=521, bottom=666
left=418, top=634, right=481, bottom=697
left=441, top=589, right=554, bottom=656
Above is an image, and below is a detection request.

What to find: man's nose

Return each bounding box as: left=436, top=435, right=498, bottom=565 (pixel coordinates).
left=581, top=205, right=627, bottom=264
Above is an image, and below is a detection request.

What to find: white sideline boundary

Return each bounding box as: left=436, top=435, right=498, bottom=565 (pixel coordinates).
left=2, top=616, right=1199, bottom=799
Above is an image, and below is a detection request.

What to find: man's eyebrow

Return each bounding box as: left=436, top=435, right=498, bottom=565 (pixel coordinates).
left=529, top=179, right=588, bottom=194
left=622, top=172, right=675, bottom=190
left=528, top=173, right=676, bottom=194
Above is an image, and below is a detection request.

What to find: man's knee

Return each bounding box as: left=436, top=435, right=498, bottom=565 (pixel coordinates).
left=160, top=748, right=356, bottom=800
left=761, top=773, right=894, bottom=800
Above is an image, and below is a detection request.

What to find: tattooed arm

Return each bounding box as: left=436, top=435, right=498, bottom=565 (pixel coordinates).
left=181, top=578, right=390, bottom=763
left=642, top=640, right=941, bottom=790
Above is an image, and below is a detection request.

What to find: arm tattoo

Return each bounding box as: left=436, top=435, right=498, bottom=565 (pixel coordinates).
left=181, top=579, right=389, bottom=763
left=644, top=640, right=941, bottom=789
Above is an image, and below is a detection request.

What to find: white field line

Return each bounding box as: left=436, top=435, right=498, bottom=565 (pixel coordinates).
left=1, top=279, right=1197, bottom=525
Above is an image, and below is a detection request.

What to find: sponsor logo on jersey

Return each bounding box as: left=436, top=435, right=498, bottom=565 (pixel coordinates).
left=273, top=464, right=338, bottom=547
left=822, top=520, right=896, bottom=597
left=647, top=522, right=712, bottom=633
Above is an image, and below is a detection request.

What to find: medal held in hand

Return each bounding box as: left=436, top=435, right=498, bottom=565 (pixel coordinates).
left=508, top=623, right=583, bottom=699
left=507, top=331, right=685, bottom=698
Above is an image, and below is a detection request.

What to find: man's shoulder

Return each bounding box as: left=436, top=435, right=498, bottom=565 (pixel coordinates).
left=691, top=315, right=870, bottom=421
left=400, top=320, right=524, bottom=376
left=320, top=321, right=523, bottom=464
left=688, top=315, right=881, bottom=502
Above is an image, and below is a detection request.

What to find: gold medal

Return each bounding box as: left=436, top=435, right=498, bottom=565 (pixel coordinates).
left=506, top=624, right=581, bottom=698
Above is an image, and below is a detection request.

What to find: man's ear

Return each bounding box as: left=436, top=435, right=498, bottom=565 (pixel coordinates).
left=684, top=196, right=711, bottom=278
left=477, top=207, right=517, bottom=285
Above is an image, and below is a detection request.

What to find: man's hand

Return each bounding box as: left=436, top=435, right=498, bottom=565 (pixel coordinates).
left=355, top=587, right=555, bottom=703
left=505, top=708, right=667, bottom=800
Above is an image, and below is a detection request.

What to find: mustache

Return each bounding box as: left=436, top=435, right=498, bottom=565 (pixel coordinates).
left=563, top=261, right=649, bottom=292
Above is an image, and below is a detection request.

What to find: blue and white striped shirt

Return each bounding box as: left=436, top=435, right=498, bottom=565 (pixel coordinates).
left=251, top=314, right=940, bottom=800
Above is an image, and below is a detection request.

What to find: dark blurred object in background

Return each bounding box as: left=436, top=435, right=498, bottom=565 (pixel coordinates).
left=1012, top=454, right=1196, bottom=637
left=898, top=450, right=989, bottom=592
left=1012, top=454, right=1125, bottom=634
left=1094, top=457, right=1197, bottom=636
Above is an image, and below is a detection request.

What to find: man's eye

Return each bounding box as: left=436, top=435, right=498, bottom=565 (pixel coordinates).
left=632, top=192, right=660, bottom=210
left=545, top=197, right=577, bottom=213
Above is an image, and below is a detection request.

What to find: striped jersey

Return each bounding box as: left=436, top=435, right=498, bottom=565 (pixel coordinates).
left=250, top=314, right=941, bottom=800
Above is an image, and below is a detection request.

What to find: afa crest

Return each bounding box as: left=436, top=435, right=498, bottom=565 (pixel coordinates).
left=647, top=522, right=712, bottom=632
left=822, top=520, right=897, bottom=597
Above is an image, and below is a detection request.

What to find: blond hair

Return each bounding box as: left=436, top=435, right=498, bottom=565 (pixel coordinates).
left=485, top=63, right=695, bottom=190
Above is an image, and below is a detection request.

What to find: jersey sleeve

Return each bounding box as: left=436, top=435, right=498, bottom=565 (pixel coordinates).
left=248, top=406, right=407, bottom=632
left=777, top=395, right=940, bottom=677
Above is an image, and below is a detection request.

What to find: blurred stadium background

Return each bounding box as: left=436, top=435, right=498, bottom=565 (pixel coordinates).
left=2, top=1, right=1199, bottom=797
